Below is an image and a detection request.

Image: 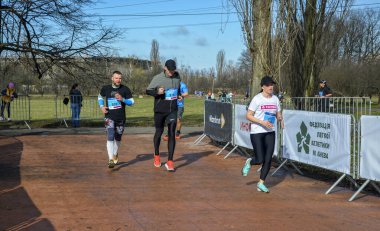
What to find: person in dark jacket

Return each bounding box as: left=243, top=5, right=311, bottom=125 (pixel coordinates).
left=69, top=83, right=83, bottom=127
left=146, top=59, right=182, bottom=172
left=317, top=80, right=332, bottom=112
left=0, top=82, right=18, bottom=121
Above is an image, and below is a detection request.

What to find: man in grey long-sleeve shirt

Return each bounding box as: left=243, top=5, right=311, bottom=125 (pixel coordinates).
left=146, top=59, right=182, bottom=172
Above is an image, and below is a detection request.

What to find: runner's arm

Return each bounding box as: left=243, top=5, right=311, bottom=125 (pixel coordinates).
left=123, top=98, right=134, bottom=106
left=97, top=94, right=104, bottom=108
left=246, top=109, right=273, bottom=128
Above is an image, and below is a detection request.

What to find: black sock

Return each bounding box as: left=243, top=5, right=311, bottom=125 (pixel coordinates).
left=176, top=130, right=180, bottom=135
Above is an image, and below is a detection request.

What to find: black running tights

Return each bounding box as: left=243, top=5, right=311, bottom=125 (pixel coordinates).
left=250, top=132, right=276, bottom=181
left=0, top=101, right=10, bottom=117
left=153, top=112, right=177, bottom=161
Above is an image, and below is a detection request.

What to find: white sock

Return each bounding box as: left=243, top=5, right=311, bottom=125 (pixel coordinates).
left=107, top=141, right=114, bottom=160
left=113, top=141, right=121, bottom=155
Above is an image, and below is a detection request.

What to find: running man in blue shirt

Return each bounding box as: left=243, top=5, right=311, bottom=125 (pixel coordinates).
left=163, top=81, right=188, bottom=140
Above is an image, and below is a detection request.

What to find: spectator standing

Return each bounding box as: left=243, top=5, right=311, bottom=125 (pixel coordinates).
left=69, top=83, right=83, bottom=127
left=0, top=82, right=18, bottom=121
left=317, top=80, right=332, bottom=112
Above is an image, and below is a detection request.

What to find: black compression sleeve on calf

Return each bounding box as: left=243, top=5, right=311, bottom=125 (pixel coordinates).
left=153, top=126, right=164, bottom=155
left=167, top=121, right=177, bottom=161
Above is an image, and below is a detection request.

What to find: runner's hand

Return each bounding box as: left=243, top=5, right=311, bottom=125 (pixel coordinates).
left=101, top=106, right=108, bottom=114
left=157, top=86, right=165, bottom=95
left=261, top=120, right=273, bottom=129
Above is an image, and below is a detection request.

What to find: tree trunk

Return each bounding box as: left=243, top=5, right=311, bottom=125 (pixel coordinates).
left=303, top=0, right=317, bottom=96
left=251, top=0, right=272, bottom=97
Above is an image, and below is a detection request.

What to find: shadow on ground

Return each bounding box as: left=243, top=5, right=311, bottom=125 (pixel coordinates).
left=0, top=136, right=54, bottom=230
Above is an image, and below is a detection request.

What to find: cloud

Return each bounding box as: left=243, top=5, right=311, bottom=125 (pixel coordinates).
left=194, top=37, right=209, bottom=47
left=160, top=26, right=190, bottom=37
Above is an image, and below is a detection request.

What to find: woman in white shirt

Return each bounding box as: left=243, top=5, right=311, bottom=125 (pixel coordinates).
left=241, top=76, right=283, bottom=193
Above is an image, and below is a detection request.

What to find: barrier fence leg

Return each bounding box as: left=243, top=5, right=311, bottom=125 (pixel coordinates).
left=370, top=182, right=380, bottom=194
left=348, top=179, right=370, bottom=202
left=290, top=161, right=304, bottom=175
left=346, top=175, right=359, bottom=189
left=193, top=134, right=203, bottom=144
left=193, top=134, right=206, bottom=145
left=271, top=159, right=288, bottom=176
left=237, top=147, right=250, bottom=157
left=63, top=119, right=68, bottom=128
left=24, top=121, right=31, bottom=130
left=216, top=142, right=230, bottom=156
left=325, top=173, right=346, bottom=195
left=224, top=145, right=238, bottom=159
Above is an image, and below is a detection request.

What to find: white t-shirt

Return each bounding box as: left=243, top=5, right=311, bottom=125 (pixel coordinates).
left=248, top=93, right=281, bottom=134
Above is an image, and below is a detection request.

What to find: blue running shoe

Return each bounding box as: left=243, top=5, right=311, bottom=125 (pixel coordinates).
left=257, top=182, right=270, bottom=193
left=241, top=158, right=252, bottom=176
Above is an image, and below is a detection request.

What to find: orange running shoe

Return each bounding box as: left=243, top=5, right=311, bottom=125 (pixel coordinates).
left=175, top=134, right=181, bottom=140
left=162, top=135, right=169, bottom=141
left=154, top=155, right=161, bottom=167
left=165, top=160, right=175, bottom=172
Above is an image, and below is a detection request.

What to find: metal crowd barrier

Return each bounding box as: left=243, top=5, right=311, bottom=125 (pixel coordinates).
left=0, top=95, right=104, bottom=129
left=1, top=94, right=31, bottom=129
left=283, top=97, right=371, bottom=119
left=57, top=95, right=103, bottom=127
left=199, top=96, right=374, bottom=201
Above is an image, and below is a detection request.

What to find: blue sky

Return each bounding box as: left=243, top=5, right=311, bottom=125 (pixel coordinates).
left=86, top=0, right=244, bottom=70
left=86, top=0, right=379, bottom=71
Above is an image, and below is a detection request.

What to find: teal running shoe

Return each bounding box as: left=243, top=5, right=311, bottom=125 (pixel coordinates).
left=257, top=182, right=270, bottom=193
left=241, top=158, right=252, bottom=176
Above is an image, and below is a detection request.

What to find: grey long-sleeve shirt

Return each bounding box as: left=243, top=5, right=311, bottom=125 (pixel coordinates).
left=146, top=71, right=181, bottom=113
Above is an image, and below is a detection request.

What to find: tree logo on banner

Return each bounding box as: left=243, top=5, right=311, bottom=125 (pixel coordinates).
left=296, top=121, right=311, bottom=154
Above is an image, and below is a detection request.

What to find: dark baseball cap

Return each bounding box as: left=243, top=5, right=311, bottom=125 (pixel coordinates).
left=165, top=59, right=176, bottom=71
left=260, top=76, right=276, bottom=86
left=320, top=80, right=327, bottom=84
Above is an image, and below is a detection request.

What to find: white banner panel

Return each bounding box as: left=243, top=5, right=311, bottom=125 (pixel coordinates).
left=233, top=105, right=253, bottom=149
left=233, top=105, right=278, bottom=156
left=282, top=110, right=351, bottom=174
left=360, top=116, right=380, bottom=181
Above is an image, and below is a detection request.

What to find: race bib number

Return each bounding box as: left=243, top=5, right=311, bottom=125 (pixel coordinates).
left=107, top=98, right=122, bottom=110
left=165, top=88, right=178, bottom=100
left=264, top=112, right=276, bottom=124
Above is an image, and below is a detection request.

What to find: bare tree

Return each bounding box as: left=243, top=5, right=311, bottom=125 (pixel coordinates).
left=216, top=49, right=226, bottom=83
left=229, top=0, right=272, bottom=96
left=150, top=39, right=161, bottom=75
left=323, top=8, right=380, bottom=98
left=0, top=0, right=116, bottom=79
left=281, top=0, right=352, bottom=96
